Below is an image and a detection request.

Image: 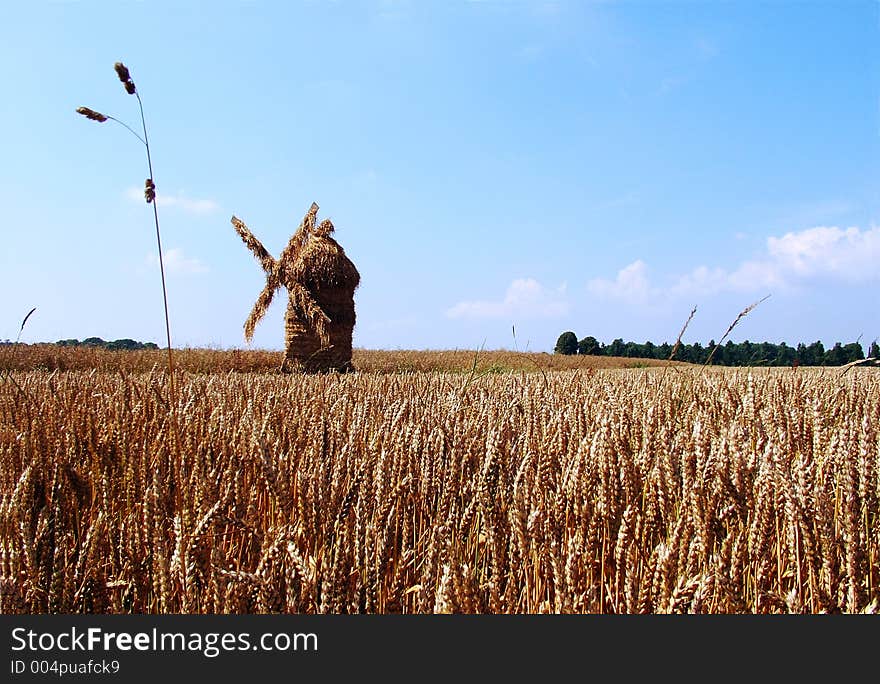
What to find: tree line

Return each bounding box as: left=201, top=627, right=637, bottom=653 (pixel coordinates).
left=54, top=337, right=159, bottom=351
left=554, top=331, right=879, bottom=367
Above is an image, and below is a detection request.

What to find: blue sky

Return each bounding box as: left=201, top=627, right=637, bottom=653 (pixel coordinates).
left=2, top=1, right=878, bottom=352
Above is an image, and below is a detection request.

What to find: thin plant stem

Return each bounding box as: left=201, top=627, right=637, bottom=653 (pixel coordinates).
left=658, top=305, right=697, bottom=388
left=0, top=308, right=38, bottom=419
left=105, top=116, right=147, bottom=146
left=135, top=92, right=177, bottom=409
left=702, top=294, right=771, bottom=370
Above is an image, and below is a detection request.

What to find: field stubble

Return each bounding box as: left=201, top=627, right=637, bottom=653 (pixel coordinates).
left=1, top=349, right=877, bottom=614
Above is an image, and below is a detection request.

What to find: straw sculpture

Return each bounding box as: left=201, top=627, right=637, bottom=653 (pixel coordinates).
left=231, top=203, right=360, bottom=373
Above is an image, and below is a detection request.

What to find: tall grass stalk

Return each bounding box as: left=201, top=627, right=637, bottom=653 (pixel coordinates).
left=77, top=62, right=176, bottom=409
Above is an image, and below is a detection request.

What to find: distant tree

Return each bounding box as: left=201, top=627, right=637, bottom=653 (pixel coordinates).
left=724, top=340, right=738, bottom=365
left=706, top=339, right=723, bottom=365
left=841, top=342, right=864, bottom=364
left=107, top=338, right=141, bottom=351
left=740, top=340, right=755, bottom=365
left=52, top=337, right=157, bottom=350
left=674, top=343, right=691, bottom=363
left=606, top=338, right=625, bottom=357
left=554, top=331, right=578, bottom=355
left=547, top=331, right=871, bottom=366
left=777, top=342, right=796, bottom=367
left=824, top=342, right=845, bottom=366
left=754, top=342, right=772, bottom=365
left=807, top=341, right=825, bottom=366
left=704, top=342, right=715, bottom=363
left=577, top=336, right=601, bottom=356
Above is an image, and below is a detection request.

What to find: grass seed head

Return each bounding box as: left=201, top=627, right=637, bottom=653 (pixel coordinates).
left=114, top=62, right=136, bottom=94
left=76, top=107, right=108, bottom=123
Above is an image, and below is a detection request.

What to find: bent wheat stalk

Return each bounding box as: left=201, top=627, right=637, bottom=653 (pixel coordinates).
left=77, top=62, right=177, bottom=409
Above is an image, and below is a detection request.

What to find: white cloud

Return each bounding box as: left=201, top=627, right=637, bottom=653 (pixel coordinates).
left=126, top=187, right=220, bottom=215
left=588, top=225, right=880, bottom=303
left=765, top=226, right=880, bottom=282
left=146, top=248, right=208, bottom=275
left=447, top=278, right=569, bottom=319
left=587, top=260, right=652, bottom=303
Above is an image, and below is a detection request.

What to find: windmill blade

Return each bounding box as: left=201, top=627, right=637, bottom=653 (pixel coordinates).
left=232, top=215, right=276, bottom=275
left=289, top=281, right=331, bottom=345
left=277, top=202, right=319, bottom=271
left=244, top=280, right=280, bottom=342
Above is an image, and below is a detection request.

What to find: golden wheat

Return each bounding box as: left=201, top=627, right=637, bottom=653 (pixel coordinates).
left=0, top=346, right=677, bottom=375
left=1, top=361, right=877, bottom=613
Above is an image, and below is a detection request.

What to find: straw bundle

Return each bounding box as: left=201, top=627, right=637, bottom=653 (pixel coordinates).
left=232, top=204, right=360, bottom=373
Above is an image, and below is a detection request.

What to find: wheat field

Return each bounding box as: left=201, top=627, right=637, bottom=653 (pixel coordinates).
left=1, top=349, right=877, bottom=613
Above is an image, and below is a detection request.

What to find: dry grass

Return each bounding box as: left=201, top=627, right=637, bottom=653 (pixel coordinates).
left=1, top=357, right=877, bottom=614
left=0, top=345, right=676, bottom=375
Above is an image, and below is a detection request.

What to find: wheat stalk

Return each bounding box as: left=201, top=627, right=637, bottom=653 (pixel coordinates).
left=77, top=62, right=177, bottom=418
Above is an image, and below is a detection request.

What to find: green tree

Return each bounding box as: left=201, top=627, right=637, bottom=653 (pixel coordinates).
left=841, top=342, right=864, bottom=364
left=606, top=338, right=625, bottom=357
left=824, top=342, right=844, bottom=366
left=740, top=340, right=755, bottom=365
left=554, top=331, right=578, bottom=355
left=107, top=338, right=141, bottom=351
left=799, top=340, right=824, bottom=366
left=777, top=342, right=796, bottom=366
left=869, top=341, right=880, bottom=359
left=759, top=342, right=777, bottom=365
left=725, top=340, right=739, bottom=365
left=577, top=336, right=601, bottom=355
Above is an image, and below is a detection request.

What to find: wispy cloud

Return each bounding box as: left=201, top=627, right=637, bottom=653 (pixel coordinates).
left=587, top=259, right=652, bottom=303
left=588, top=225, right=880, bottom=303
left=146, top=248, right=208, bottom=275
left=126, top=187, right=220, bottom=215
left=447, top=278, right=569, bottom=319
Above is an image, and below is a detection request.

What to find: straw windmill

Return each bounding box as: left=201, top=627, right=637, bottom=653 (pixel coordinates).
left=231, top=203, right=360, bottom=373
